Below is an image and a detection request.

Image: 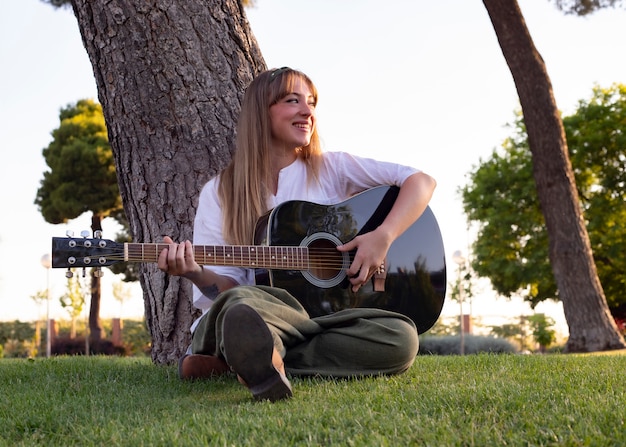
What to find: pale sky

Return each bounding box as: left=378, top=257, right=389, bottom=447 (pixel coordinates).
left=1, top=0, right=625, bottom=338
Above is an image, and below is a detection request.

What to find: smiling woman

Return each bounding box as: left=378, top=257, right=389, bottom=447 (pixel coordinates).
left=157, top=67, right=437, bottom=401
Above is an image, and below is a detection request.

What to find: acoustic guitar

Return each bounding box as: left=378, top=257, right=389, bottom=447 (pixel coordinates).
left=51, top=186, right=447, bottom=333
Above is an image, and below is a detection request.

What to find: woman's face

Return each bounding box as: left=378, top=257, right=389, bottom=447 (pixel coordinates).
left=268, top=77, right=316, bottom=150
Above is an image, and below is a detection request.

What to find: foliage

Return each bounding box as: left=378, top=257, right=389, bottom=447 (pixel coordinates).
left=35, top=99, right=121, bottom=223
left=0, top=318, right=150, bottom=358
left=41, top=0, right=256, bottom=8
left=52, top=318, right=151, bottom=357
left=461, top=84, right=626, bottom=309
left=527, top=313, right=557, bottom=351
left=489, top=313, right=559, bottom=352
left=0, top=321, right=39, bottom=358
left=59, top=273, right=86, bottom=337
left=29, top=290, right=48, bottom=309
left=549, top=0, right=625, bottom=15
left=419, top=334, right=518, bottom=355
left=0, top=321, right=35, bottom=346
left=3, top=354, right=626, bottom=445
left=52, top=337, right=124, bottom=355
left=115, top=319, right=152, bottom=357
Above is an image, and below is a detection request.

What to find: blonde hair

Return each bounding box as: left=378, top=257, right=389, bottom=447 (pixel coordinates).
left=218, top=68, right=323, bottom=245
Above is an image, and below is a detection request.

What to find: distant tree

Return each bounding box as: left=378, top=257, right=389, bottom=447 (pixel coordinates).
left=461, top=84, right=626, bottom=314
left=527, top=313, right=557, bottom=352
left=112, top=280, right=133, bottom=318
left=30, top=290, right=48, bottom=316
left=35, top=99, right=122, bottom=343
left=59, top=273, right=87, bottom=338
left=481, top=0, right=624, bottom=352
left=490, top=320, right=532, bottom=351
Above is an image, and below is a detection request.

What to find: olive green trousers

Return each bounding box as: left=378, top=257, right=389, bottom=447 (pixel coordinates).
left=191, top=285, right=418, bottom=377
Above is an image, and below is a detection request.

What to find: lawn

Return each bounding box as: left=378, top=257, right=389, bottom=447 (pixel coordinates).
left=1, top=352, right=624, bottom=446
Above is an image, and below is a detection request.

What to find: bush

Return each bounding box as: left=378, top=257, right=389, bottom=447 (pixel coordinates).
left=419, top=334, right=518, bottom=355
left=2, top=338, right=38, bottom=358
left=52, top=337, right=128, bottom=356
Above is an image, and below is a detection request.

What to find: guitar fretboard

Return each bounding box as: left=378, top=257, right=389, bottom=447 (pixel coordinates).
left=125, top=243, right=311, bottom=271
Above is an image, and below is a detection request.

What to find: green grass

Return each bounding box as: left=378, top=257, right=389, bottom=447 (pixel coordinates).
left=1, top=353, right=625, bottom=446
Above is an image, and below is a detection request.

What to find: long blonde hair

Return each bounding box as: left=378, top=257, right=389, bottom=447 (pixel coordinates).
left=218, top=68, right=323, bottom=245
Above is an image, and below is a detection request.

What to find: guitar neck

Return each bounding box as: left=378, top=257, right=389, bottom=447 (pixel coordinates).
left=125, top=242, right=311, bottom=271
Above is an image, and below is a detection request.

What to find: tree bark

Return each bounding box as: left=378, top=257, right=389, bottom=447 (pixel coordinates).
left=482, top=0, right=625, bottom=352
left=70, top=0, right=266, bottom=363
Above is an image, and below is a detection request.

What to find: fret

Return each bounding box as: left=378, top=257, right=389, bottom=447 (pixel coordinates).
left=280, top=246, right=287, bottom=269
left=250, top=246, right=257, bottom=267
left=206, top=245, right=215, bottom=265
left=230, top=246, right=236, bottom=264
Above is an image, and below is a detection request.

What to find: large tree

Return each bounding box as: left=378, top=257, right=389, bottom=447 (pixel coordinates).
left=462, top=84, right=626, bottom=311
left=66, top=0, right=266, bottom=364
left=481, top=0, right=624, bottom=351
left=36, top=99, right=122, bottom=343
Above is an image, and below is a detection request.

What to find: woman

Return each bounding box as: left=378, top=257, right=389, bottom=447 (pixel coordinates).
left=158, top=67, right=436, bottom=402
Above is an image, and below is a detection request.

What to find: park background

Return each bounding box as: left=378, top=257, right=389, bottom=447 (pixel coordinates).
left=1, top=0, right=625, bottom=341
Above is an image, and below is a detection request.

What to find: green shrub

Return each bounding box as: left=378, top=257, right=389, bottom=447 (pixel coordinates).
left=419, top=334, right=518, bottom=355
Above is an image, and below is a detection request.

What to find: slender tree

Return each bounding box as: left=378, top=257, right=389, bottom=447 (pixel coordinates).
left=59, top=273, right=87, bottom=338
left=481, top=0, right=624, bottom=351
left=36, top=99, right=122, bottom=343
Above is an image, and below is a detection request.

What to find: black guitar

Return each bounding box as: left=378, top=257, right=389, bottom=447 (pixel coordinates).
left=51, top=186, right=447, bottom=333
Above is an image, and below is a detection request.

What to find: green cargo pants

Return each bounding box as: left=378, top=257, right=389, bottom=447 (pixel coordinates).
left=191, top=285, right=419, bottom=377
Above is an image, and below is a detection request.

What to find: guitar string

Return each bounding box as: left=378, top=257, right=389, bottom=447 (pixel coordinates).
left=70, top=246, right=350, bottom=269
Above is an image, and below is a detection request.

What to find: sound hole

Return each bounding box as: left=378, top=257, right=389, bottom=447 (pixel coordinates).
left=300, top=232, right=349, bottom=289
left=308, top=238, right=343, bottom=280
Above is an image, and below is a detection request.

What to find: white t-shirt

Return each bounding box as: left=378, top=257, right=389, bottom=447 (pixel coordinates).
left=191, top=151, right=419, bottom=316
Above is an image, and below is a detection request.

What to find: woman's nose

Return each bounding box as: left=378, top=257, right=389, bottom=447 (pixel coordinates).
left=299, top=103, right=314, bottom=116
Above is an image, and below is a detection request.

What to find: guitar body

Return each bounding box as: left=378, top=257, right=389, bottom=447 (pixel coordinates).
left=254, top=186, right=446, bottom=334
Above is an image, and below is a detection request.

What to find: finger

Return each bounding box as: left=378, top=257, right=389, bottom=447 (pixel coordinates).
left=337, top=240, right=353, bottom=252
left=158, top=236, right=174, bottom=271
left=184, top=240, right=195, bottom=261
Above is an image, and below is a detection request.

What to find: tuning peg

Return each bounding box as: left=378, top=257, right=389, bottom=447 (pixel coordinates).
left=81, top=267, right=87, bottom=277
left=94, top=230, right=103, bottom=239
left=93, top=267, right=104, bottom=278
left=65, top=269, right=73, bottom=278
left=66, top=230, right=75, bottom=238
left=81, top=230, right=90, bottom=238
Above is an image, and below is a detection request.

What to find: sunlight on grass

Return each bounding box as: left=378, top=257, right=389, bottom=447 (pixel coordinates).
left=1, top=353, right=625, bottom=446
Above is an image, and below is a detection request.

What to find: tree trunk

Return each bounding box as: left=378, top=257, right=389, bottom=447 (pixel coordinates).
left=89, top=212, right=104, bottom=342
left=70, top=0, right=266, bottom=363
left=482, top=0, right=625, bottom=352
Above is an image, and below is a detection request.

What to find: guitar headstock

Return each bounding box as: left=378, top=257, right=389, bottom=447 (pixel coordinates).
left=51, top=230, right=123, bottom=269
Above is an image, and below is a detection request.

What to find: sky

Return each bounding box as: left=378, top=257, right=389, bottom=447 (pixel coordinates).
left=1, top=0, right=625, bottom=339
